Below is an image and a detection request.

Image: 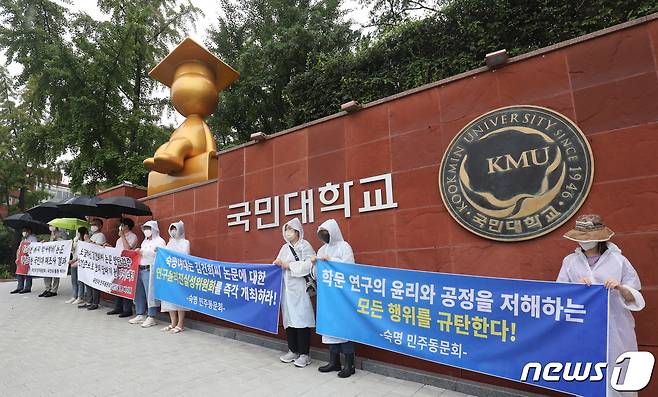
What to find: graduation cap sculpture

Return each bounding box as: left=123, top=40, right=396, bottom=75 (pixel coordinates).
left=144, top=37, right=239, bottom=195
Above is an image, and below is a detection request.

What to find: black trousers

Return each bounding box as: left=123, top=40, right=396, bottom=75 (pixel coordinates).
left=329, top=341, right=355, bottom=354
left=113, top=296, right=132, bottom=314
left=286, top=327, right=311, bottom=355
left=86, top=287, right=100, bottom=305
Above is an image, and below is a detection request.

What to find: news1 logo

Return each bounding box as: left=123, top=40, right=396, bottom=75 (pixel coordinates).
left=521, top=351, right=655, bottom=391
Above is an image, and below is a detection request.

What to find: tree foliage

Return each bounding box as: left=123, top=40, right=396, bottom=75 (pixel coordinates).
left=0, top=0, right=200, bottom=193
left=205, top=0, right=358, bottom=144
left=0, top=0, right=655, bottom=195
left=284, top=0, right=658, bottom=124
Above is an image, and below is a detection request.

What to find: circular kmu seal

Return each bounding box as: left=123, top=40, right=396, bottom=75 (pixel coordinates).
left=438, top=106, right=594, bottom=242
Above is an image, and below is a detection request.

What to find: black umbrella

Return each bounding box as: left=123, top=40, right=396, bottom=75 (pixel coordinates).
left=3, top=213, right=51, bottom=235
left=26, top=200, right=81, bottom=222
left=57, top=195, right=103, bottom=218
left=96, top=196, right=152, bottom=217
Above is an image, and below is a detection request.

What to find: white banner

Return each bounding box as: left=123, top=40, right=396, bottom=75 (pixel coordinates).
left=18, top=240, right=73, bottom=278
left=76, top=241, right=140, bottom=298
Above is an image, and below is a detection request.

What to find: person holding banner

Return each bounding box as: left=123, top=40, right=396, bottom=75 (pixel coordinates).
left=558, top=214, right=645, bottom=397
left=106, top=218, right=139, bottom=318
left=10, top=226, right=38, bottom=294
left=129, top=220, right=165, bottom=328
left=79, top=218, right=107, bottom=310
left=160, top=221, right=191, bottom=333
left=273, top=218, right=316, bottom=368
left=66, top=227, right=88, bottom=304
left=40, top=226, right=64, bottom=298
left=311, top=219, right=357, bottom=378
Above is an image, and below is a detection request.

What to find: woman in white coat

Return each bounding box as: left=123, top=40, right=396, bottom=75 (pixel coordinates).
left=557, top=214, right=645, bottom=397
left=129, top=220, right=166, bottom=328
left=161, top=221, right=191, bottom=334
left=311, top=219, right=357, bottom=378
left=273, top=218, right=316, bottom=367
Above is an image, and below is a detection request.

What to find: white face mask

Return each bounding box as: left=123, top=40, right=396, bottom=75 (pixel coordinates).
left=143, top=229, right=153, bottom=238
left=169, top=228, right=177, bottom=238
left=90, top=225, right=99, bottom=233
left=579, top=241, right=599, bottom=251
left=284, top=229, right=297, bottom=242
left=21, top=231, right=28, bottom=237
left=49, top=226, right=56, bottom=232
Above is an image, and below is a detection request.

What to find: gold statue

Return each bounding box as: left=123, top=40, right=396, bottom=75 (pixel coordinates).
left=145, top=37, right=239, bottom=195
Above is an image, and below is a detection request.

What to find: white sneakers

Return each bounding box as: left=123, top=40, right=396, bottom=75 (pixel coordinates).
left=72, top=298, right=84, bottom=305
left=140, top=317, right=157, bottom=328
left=293, top=354, right=311, bottom=368
left=280, top=350, right=299, bottom=363
left=128, top=315, right=146, bottom=324
left=65, top=297, right=76, bottom=304
left=280, top=351, right=311, bottom=367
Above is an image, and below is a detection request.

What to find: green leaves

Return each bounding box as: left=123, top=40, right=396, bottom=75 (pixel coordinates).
left=0, top=0, right=656, bottom=198
left=205, top=0, right=357, bottom=143
left=0, top=0, right=199, bottom=193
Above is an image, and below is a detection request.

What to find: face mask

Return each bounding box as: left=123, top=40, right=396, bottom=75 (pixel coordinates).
left=285, top=229, right=297, bottom=242
left=119, top=225, right=123, bottom=232
left=49, top=226, right=56, bottom=232
left=318, top=230, right=330, bottom=244
left=91, top=226, right=99, bottom=233
left=21, top=231, right=28, bottom=237
left=579, top=241, right=598, bottom=251
left=143, top=229, right=153, bottom=238
left=169, top=228, right=177, bottom=238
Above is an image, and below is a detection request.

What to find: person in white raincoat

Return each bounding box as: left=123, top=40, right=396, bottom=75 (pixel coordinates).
left=557, top=214, right=645, bottom=397
left=161, top=221, right=191, bottom=334
left=129, top=220, right=166, bottom=328
left=311, top=219, right=357, bottom=378
left=273, top=218, right=316, bottom=368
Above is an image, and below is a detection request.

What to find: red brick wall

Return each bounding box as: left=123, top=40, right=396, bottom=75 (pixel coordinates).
left=138, top=19, right=658, bottom=396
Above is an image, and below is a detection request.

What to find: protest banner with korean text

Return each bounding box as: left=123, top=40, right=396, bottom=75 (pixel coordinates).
left=316, top=260, right=608, bottom=397
left=16, top=240, right=72, bottom=278
left=152, top=248, right=283, bottom=334
left=76, top=241, right=140, bottom=299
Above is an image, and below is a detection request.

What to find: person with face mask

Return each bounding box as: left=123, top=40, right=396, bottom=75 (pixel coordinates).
left=129, top=220, right=165, bottom=328
left=40, top=226, right=64, bottom=297
left=66, top=227, right=88, bottom=304
left=557, top=214, right=645, bottom=397
left=310, top=219, right=357, bottom=378
left=78, top=218, right=106, bottom=310
left=160, top=221, right=191, bottom=333
left=10, top=227, right=38, bottom=294
left=106, top=218, right=139, bottom=318
left=273, top=218, right=316, bottom=367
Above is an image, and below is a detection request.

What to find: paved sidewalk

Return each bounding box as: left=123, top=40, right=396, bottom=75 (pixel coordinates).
left=0, top=278, right=474, bottom=397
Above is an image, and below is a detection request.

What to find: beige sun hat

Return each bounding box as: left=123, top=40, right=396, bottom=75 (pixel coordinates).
left=563, top=214, right=615, bottom=243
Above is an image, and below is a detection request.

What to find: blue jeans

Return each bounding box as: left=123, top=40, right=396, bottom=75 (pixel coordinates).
left=135, top=268, right=156, bottom=317
left=77, top=280, right=86, bottom=301
left=16, top=274, right=32, bottom=291
left=70, top=267, right=80, bottom=298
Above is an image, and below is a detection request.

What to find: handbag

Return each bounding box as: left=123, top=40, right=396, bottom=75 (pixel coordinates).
left=288, top=244, right=316, bottom=297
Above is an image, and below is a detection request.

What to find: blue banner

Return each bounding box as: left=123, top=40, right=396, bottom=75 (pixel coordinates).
left=153, top=248, right=283, bottom=334
left=317, top=260, right=608, bottom=397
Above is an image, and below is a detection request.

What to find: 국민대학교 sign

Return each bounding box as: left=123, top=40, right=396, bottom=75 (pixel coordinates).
left=439, top=106, right=594, bottom=241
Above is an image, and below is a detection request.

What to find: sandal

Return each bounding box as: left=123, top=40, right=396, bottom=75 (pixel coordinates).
left=161, top=325, right=175, bottom=332
left=171, top=326, right=184, bottom=333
